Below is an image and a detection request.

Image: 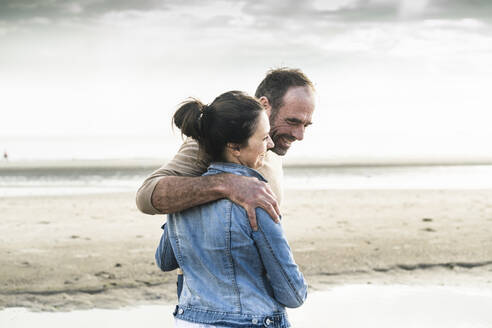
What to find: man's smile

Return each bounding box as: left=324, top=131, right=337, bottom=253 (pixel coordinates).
left=277, top=135, right=296, bottom=147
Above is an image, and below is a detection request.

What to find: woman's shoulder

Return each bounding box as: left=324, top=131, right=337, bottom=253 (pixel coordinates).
left=228, top=202, right=277, bottom=231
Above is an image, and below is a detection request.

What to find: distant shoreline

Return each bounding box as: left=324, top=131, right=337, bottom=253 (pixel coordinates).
left=1, top=158, right=492, bottom=171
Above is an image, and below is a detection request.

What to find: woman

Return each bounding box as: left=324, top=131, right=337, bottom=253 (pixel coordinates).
left=157, top=91, right=307, bottom=328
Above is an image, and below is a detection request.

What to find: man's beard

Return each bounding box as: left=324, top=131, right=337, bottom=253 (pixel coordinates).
left=270, top=133, right=295, bottom=156
left=269, top=114, right=296, bottom=156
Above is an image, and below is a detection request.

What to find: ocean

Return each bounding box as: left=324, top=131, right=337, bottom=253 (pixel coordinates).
left=1, top=162, right=492, bottom=197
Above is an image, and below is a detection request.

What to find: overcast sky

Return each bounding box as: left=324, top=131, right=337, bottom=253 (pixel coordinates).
left=1, top=0, right=492, bottom=161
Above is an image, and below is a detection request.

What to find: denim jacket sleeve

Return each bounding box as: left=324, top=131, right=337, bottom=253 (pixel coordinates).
left=251, top=208, right=308, bottom=308
left=155, top=223, right=179, bottom=271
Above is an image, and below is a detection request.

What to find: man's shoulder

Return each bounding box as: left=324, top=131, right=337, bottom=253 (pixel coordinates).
left=162, top=138, right=210, bottom=177
left=175, top=138, right=199, bottom=156
left=257, top=151, right=284, bottom=204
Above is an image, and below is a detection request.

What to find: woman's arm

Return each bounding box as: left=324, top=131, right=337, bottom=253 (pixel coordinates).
left=251, top=208, right=308, bottom=308
left=155, top=223, right=179, bottom=271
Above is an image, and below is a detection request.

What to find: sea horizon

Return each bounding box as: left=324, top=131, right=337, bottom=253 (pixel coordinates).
left=2, top=159, right=492, bottom=197
left=2, top=156, right=492, bottom=169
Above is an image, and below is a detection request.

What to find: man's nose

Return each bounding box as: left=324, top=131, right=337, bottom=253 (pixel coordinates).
left=292, top=125, right=305, bottom=141
left=267, top=136, right=274, bottom=149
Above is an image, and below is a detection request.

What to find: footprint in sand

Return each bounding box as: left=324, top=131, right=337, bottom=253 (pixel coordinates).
left=94, top=271, right=116, bottom=279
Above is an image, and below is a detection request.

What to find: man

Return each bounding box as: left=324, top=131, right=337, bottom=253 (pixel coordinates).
left=136, top=67, right=315, bottom=230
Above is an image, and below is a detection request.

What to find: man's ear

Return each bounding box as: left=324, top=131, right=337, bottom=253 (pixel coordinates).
left=258, top=96, right=272, bottom=117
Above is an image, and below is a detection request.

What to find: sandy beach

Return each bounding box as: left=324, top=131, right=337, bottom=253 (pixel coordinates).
left=1, top=187, right=492, bottom=311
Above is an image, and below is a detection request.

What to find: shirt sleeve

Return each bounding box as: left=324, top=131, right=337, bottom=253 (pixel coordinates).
left=251, top=209, right=308, bottom=308
left=135, top=138, right=210, bottom=215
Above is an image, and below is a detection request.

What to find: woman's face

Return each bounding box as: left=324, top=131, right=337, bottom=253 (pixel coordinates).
left=238, top=111, right=274, bottom=169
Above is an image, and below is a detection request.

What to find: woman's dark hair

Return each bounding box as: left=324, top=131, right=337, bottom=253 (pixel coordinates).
left=173, top=91, right=264, bottom=161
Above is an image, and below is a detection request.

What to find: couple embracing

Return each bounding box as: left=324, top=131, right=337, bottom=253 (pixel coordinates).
left=137, top=68, right=316, bottom=328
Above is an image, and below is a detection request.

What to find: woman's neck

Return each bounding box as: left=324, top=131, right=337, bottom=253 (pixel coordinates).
left=222, top=150, right=241, bottom=166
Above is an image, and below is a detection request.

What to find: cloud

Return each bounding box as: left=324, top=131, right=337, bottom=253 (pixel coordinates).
left=0, top=0, right=490, bottom=23
left=1, top=0, right=491, bottom=79
left=341, top=0, right=492, bottom=21
left=239, top=0, right=492, bottom=24
left=0, top=0, right=169, bottom=21
left=429, top=0, right=492, bottom=20
left=398, top=0, right=429, bottom=18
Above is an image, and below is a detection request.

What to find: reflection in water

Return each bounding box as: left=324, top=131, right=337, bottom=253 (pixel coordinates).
left=1, top=285, right=491, bottom=328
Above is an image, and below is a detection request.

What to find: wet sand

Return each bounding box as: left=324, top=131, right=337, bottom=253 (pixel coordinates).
left=1, top=189, right=492, bottom=311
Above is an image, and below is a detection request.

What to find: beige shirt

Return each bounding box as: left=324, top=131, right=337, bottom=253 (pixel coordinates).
left=136, top=138, right=283, bottom=215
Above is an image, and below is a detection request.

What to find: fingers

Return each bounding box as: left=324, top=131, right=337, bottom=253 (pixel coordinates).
left=272, top=202, right=281, bottom=221
left=263, top=202, right=280, bottom=224
left=246, top=206, right=258, bottom=231
left=226, top=176, right=281, bottom=230
left=247, top=195, right=279, bottom=230
left=263, top=184, right=281, bottom=221
left=246, top=182, right=280, bottom=226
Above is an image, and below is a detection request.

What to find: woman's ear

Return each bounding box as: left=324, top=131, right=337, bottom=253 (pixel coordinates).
left=226, top=142, right=241, bottom=157
left=258, top=96, right=271, bottom=117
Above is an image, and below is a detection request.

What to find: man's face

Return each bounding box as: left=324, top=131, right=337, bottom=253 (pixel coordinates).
left=268, top=86, right=315, bottom=156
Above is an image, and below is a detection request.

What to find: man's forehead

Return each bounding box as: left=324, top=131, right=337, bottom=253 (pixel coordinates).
left=278, top=87, right=315, bottom=118
left=283, top=85, right=315, bottom=99
left=282, top=85, right=314, bottom=103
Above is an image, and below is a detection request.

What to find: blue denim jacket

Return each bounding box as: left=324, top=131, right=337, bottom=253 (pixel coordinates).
left=156, top=162, right=307, bottom=328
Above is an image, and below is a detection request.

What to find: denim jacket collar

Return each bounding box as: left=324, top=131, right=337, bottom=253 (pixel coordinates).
left=205, top=162, right=268, bottom=183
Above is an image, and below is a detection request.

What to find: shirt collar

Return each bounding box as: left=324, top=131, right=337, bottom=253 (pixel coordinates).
left=205, top=162, right=267, bottom=183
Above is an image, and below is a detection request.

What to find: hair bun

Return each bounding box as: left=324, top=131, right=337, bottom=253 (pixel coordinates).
left=173, top=98, right=205, bottom=140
